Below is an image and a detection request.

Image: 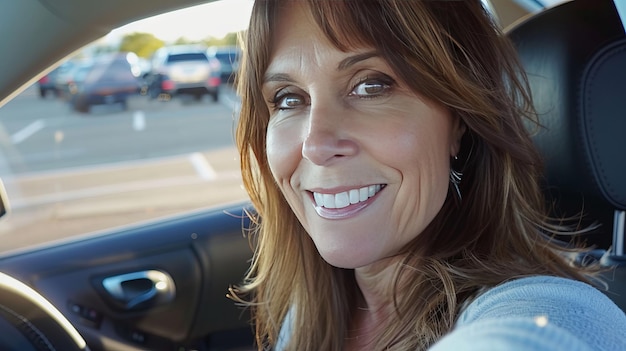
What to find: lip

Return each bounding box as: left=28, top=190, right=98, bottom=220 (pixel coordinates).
left=308, top=184, right=386, bottom=220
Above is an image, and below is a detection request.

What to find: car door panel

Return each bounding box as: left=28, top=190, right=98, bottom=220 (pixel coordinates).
left=0, top=202, right=253, bottom=350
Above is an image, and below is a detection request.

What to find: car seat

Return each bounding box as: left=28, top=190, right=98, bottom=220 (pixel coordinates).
left=506, top=0, right=626, bottom=310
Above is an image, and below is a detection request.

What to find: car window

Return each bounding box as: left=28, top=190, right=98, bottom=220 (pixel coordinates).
left=215, top=53, right=233, bottom=61
left=167, top=53, right=209, bottom=63
left=0, top=0, right=252, bottom=253
left=215, top=52, right=239, bottom=64
left=73, top=65, right=94, bottom=83
left=89, top=56, right=138, bottom=83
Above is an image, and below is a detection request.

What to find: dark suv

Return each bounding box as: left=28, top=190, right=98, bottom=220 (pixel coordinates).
left=147, top=45, right=222, bottom=102
left=207, top=46, right=241, bottom=84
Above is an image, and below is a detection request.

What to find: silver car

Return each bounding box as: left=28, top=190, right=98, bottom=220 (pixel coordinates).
left=148, top=45, right=222, bottom=102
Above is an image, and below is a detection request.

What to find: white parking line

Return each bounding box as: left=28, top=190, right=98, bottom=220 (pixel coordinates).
left=7, top=175, right=205, bottom=209
left=188, top=152, right=217, bottom=180
left=133, top=110, right=146, bottom=131
left=10, top=119, right=45, bottom=144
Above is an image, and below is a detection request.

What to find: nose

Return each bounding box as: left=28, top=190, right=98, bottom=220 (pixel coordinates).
left=301, top=104, right=358, bottom=165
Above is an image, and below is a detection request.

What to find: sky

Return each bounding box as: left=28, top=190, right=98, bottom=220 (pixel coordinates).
left=104, top=0, right=566, bottom=45
left=106, top=0, right=254, bottom=43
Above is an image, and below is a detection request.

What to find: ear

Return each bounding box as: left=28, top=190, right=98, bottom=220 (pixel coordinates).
left=449, top=116, right=467, bottom=157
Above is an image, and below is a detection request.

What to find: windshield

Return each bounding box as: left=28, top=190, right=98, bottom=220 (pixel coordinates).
left=167, top=53, right=209, bottom=63
left=215, top=52, right=239, bottom=64
left=0, top=1, right=252, bottom=253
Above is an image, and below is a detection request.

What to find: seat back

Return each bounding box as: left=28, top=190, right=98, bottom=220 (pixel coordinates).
left=506, top=0, right=626, bottom=309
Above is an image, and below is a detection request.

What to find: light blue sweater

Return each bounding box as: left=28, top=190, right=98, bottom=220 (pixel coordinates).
left=430, top=276, right=626, bottom=351
left=276, top=276, right=626, bottom=350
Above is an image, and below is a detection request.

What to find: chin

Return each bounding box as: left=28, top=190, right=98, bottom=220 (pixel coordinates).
left=316, top=246, right=378, bottom=269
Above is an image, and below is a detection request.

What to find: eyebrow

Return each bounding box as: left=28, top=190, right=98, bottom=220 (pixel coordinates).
left=263, top=51, right=381, bottom=85
left=263, top=73, right=293, bottom=85
left=336, top=51, right=379, bottom=71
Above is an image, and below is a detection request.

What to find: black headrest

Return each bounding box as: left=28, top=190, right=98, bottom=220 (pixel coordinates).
left=507, top=0, right=626, bottom=248
left=508, top=0, right=626, bottom=210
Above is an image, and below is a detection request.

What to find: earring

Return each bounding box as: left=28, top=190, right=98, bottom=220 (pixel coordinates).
left=450, top=155, right=463, bottom=202
left=449, top=130, right=474, bottom=204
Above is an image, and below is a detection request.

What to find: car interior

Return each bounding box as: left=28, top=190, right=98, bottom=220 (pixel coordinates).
left=508, top=0, right=626, bottom=309
left=0, top=0, right=624, bottom=350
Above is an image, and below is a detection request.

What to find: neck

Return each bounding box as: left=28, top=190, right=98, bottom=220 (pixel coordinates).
left=354, top=256, right=401, bottom=313
left=346, top=257, right=403, bottom=349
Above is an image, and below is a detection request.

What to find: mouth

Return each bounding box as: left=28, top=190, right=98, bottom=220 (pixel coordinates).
left=311, top=184, right=386, bottom=209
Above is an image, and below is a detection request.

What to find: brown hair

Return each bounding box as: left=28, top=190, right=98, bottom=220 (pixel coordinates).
left=232, top=1, right=597, bottom=350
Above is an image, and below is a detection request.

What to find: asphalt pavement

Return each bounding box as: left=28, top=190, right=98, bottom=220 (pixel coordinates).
left=0, top=85, right=248, bottom=253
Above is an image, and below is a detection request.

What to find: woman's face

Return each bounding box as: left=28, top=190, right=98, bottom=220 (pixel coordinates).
left=263, top=3, right=465, bottom=269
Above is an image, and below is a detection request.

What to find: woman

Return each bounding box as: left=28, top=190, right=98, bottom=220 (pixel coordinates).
left=231, top=0, right=626, bottom=350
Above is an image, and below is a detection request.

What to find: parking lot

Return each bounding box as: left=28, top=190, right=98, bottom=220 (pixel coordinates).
left=0, top=84, right=248, bottom=252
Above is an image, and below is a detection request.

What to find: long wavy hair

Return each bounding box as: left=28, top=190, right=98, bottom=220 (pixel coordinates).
left=232, top=1, right=598, bottom=350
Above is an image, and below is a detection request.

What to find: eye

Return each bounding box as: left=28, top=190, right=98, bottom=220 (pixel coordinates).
left=270, top=91, right=307, bottom=111
left=350, top=76, right=393, bottom=98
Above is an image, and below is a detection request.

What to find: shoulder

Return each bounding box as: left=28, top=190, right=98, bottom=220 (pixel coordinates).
left=275, top=306, right=295, bottom=351
left=458, top=276, right=624, bottom=325
left=429, top=276, right=626, bottom=351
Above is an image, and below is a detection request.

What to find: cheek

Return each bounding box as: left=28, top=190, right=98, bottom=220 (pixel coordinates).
left=266, top=123, right=302, bottom=187
left=375, top=119, right=452, bottom=174
left=395, top=129, right=451, bottom=198
left=381, top=113, right=454, bottom=222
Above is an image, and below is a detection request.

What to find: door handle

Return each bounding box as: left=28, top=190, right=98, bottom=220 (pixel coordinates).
left=100, top=270, right=175, bottom=310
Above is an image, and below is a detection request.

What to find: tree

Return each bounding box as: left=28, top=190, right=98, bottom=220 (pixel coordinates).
left=202, top=31, right=243, bottom=48
left=119, top=33, right=164, bottom=58
left=173, top=37, right=195, bottom=45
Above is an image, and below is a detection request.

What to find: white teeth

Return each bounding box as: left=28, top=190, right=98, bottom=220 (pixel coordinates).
left=313, top=185, right=384, bottom=209
left=368, top=185, right=376, bottom=197
left=335, top=192, right=350, bottom=208
left=349, top=189, right=359, bottom=204
left=359, top=187, right=368, bottom=201
left=323, top=193, right=335, bottom=209
left=314, top=192, right=324, bottom=206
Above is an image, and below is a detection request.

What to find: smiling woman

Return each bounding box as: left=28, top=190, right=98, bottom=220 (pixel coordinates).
left=263, top=37, right=464, bottom=268
left=231, top=1, right=626, bottom=350
left=1, top=0, right=626, bottom=351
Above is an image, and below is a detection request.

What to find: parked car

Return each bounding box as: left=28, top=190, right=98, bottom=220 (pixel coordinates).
left=0, top=0, right=624, bottom=351
left=207, top=45, right=241, bottom=84
left=71, top=53, right=143, bottom=113
left=147, top=45, right=222, bottom=102
left=55, top=60, right=94, bottom=100
left=36, top=64, right=71, bottom=98
left=36, top=71, right=59, bottom=98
